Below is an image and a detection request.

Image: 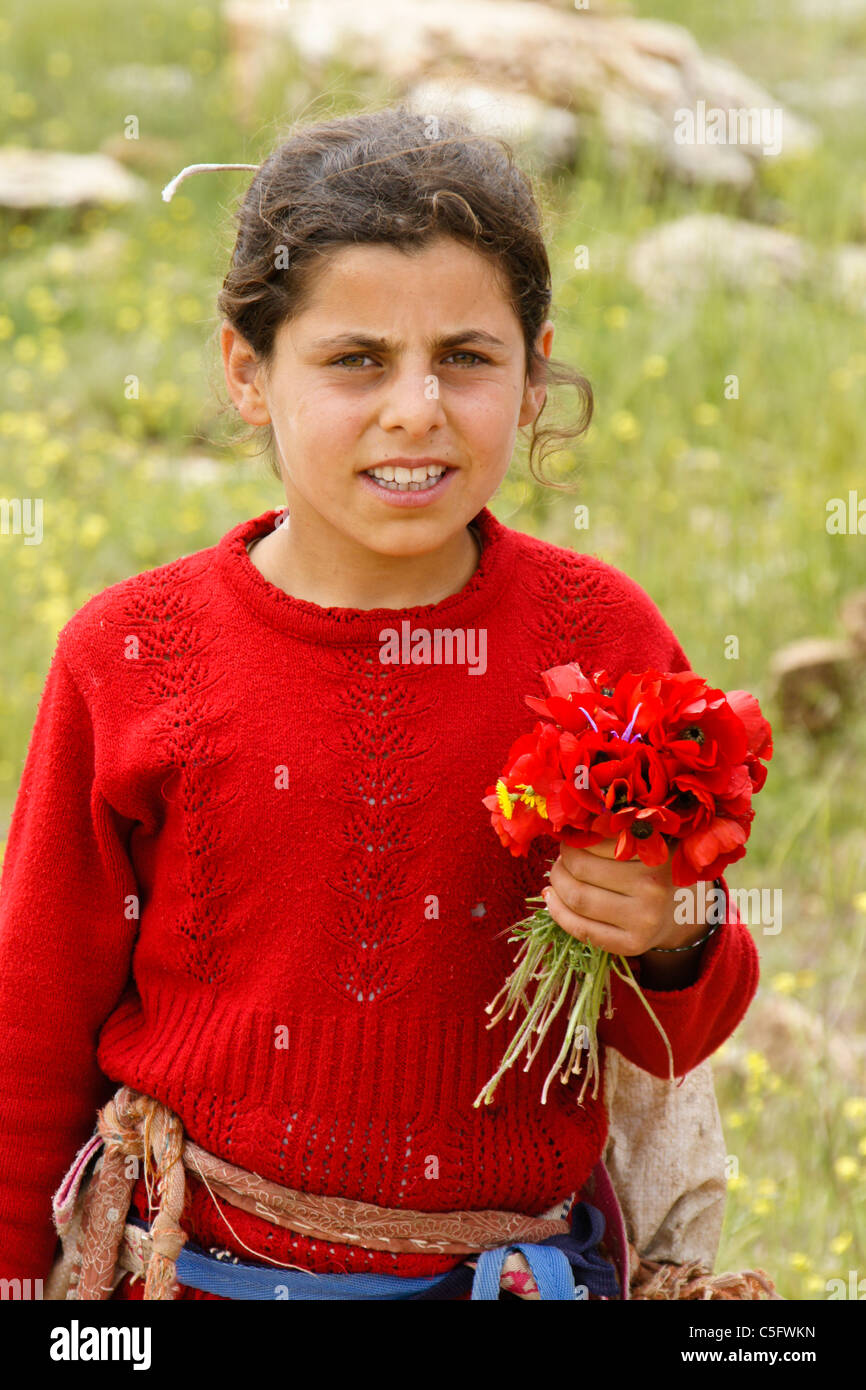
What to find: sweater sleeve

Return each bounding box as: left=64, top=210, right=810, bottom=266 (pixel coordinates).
left=588, top=562, right=761, bottom=1077
left=0, top=637, right=140, bottom=1281
left=596, top=880, right=759, bottom=1078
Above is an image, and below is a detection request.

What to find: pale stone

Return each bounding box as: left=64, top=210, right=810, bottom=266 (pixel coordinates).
left=0, top=146, right=145, bottom=210
left=627, top=213, right=816, bottom=305
left=403, top=79, right=579, bottom=167
left=222, top=0, right=816, bottom=188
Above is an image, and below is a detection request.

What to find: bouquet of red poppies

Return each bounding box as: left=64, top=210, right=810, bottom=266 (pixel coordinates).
left=473, top=661, right=773, bottom=1108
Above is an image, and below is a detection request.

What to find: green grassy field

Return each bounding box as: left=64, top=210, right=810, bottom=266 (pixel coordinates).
left=1, top=0, right=864, bottom=1298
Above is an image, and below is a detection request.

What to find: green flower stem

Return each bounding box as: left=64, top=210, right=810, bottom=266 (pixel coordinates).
left=473, top=908, right=675, bottom=1108
left=521, top=962, right=576, bottom=1071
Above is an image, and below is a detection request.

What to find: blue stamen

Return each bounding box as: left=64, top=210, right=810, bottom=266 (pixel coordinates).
left=622, top=703, right=642, bottom=742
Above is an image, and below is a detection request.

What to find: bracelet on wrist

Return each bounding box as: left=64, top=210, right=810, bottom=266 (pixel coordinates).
left=647, top=878, right=725, bottom=954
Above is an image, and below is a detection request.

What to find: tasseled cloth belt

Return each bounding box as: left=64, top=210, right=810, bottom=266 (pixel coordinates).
left=49, top=1085, right=623, bottom=1301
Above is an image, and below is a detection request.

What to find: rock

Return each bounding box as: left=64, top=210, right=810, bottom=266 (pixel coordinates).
left=627, top=212, right=866, bottom=316
left=769, top=637, right=857, bottom=734
left=715, top=994, right=865, bottom=1087
left=403, top=80, right=579, bottom=168
left=627, top=213, right=814, bottom=305
left=830, top=243, right=866, bottom=316
left=840, top=589, right=866, bottom=660
left=0, top=146, right=145, bottom=210
left=222, top=0, right=817, bottom=188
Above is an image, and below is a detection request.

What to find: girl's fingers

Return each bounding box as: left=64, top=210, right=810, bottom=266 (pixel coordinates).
left=542, top=884, right=642, bottom=954
left=548, top=858, right=648, bottom=934
left=558, top=840, right=640, bottom=895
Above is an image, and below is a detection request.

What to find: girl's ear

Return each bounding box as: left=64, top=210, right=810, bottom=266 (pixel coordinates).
left=518, top=319, right=554, bottom=427
left=221, top=320, right=272, bottom=426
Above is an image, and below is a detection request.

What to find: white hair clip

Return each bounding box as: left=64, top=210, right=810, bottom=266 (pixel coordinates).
left=161, top=163, right=260, bottom=202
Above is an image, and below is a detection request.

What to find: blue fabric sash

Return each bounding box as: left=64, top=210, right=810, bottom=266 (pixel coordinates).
left=127, top=1199, right=620, bottom=1301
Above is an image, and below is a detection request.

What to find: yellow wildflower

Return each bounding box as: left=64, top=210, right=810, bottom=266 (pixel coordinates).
left=495, top=780, right=513, bottom=820
left=834, top=1156, right=859, bottom=1181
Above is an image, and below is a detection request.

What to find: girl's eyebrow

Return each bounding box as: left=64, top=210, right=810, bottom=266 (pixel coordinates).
left=308, top=329, right=508, bottom=352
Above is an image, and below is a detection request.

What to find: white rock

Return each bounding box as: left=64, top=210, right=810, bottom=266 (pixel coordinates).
left=627, top=213, right=816, bottom=305
left=830, top=243, right=866, bottom=315
left=223, top=0, right=816, bottom=188
left=403, top=80, right=579, bottom=167
left=0, top=146, right=145, bottom=210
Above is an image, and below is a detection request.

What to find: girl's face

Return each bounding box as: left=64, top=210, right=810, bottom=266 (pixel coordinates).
left=221, top=234, right=553, bottom=561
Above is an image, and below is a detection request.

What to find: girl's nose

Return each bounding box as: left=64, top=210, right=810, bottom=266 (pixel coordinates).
left=377, top=363, right=447, bottom=436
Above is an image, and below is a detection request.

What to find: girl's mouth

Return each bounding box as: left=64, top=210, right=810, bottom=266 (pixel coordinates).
left=358, top=465, right=457, bottom=507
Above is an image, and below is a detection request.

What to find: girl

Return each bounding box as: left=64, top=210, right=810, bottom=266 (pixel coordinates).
left=0, top=107, right=758, bottom=1301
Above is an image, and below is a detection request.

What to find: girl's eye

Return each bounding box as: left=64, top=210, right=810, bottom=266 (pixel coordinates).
left=334, top=353, right=375, bottom=368
left=445, top=351, right=487, bottom=366
left=332, top=351, right=489, bottom=368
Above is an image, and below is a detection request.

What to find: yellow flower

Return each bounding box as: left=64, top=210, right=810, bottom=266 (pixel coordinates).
left=79, top=514, right=109, bottom=548
left=604, top=306, right=629, bottom=330
left=13, top=336, right=39, bottom=364
left=495, top=780, right=513, bottom=820
left=177, top=296, right=202, bottom=323
left=843, top=1097, right=866, bottom=1122
left=693, top=402, right=719, bottom=427
left=514, top=784, right=548, bottom=820
left=830, top=1232, right=853, bottom=1255
left=26, top=286, right=60, bottom=322
left=829, top=368, right=852, bottom=392
left=751, top=1198, right=771, bottom=1216
left=42, top=565, right=68, bottom=595
left=642, top=355, right=668, bottom=379
left=116, top=306, right=142, bottom=333
left=10, top=91, right=37, bottom=119
left=770, top=971, right=797, bottom=994
left=46, top=247, right=75, bottom=276
left=804, top=1275, right=825, bottom=1293
left=853, top=892, right=866, bottom=914
left=610, top=410, right=640, bottom=443
left=35, top=596, right=72, bottom=635
left=834, top=1156, right=859, bottom=1181
left=789, top=1252, right=811, bottom=1271
left=726, top=1110, right=744, bottom=1129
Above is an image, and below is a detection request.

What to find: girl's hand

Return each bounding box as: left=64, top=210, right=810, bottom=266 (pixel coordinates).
left=542, top=839, right=711, bottom=956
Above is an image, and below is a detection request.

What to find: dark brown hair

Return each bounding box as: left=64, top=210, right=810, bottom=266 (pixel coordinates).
left=215, top=104, right=592, bottom=487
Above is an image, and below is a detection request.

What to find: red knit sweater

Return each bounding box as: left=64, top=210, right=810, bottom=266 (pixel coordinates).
left=0, top=505, right=758, bottom=1289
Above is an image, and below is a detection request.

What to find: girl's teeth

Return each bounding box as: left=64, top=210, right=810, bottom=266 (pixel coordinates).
left=365, top=465, right=447, bottom=492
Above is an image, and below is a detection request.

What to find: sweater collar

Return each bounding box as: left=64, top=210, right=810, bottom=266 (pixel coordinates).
left=213, top=504, right=519, bottom=644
